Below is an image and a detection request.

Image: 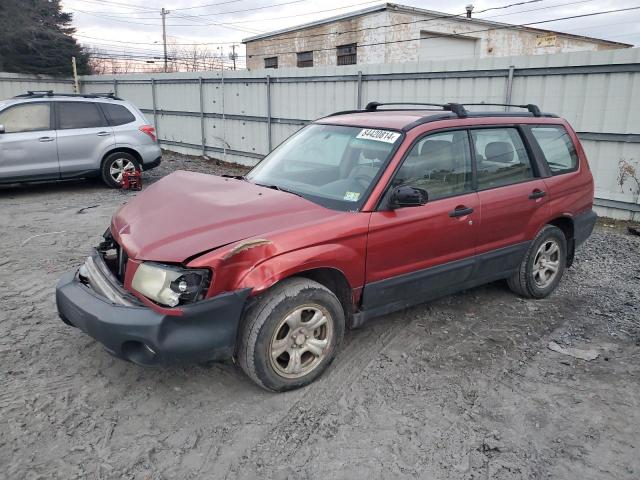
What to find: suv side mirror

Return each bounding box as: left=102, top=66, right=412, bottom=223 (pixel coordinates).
left=0, top=125, right=5, bottom=134
left=389, top=185, right=428, bottom=209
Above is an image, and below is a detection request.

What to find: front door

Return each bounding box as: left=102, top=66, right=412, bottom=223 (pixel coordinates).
left=0, top=102, right=59, bottom=182
left=470, top=127, right=550, bottom=279
left=363, top=129, right=479, bottom=313
left=55, top=101, right=114, bottom=177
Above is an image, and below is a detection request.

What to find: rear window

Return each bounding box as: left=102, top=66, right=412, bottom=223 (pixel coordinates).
left=57, top=102, right=107, bottom=129
left=101, top=103, right=136, bottom=126
left=531, top=125, right=578, bottom=175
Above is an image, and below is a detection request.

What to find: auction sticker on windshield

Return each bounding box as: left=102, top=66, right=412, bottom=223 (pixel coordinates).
left=356, top=129, right=401, bottom=144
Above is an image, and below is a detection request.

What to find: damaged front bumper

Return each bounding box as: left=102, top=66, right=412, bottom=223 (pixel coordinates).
left=56, top=250, right=250, bottom=365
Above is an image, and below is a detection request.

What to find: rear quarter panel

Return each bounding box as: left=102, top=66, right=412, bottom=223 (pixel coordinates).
left=542, top=120, right=595, bottom=219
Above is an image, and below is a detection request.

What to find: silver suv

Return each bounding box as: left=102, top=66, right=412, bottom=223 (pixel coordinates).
left=0, top=91, right=161, bottom=188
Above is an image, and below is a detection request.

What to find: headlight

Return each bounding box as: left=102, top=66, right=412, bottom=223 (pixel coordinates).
left=131, top=262, right=211, bottom=307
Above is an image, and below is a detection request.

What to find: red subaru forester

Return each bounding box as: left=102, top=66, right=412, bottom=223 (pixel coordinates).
left=56, top=102, right=596, bottom=391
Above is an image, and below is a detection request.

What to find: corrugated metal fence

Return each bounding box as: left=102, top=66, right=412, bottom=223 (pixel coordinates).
left=2, top=48, right=640, bottom=218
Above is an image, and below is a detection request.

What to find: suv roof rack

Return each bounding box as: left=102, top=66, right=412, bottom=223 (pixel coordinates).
left=462, top=102, right=542, bottom=117
left=326, top=101, right=545, bottom=120
left=364, top=101, right=469, bottom=118
left=13, top=91, right=123, bottom=100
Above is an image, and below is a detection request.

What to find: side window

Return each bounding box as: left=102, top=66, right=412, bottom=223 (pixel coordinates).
left=530, top=125, right=578, bottom=175
left=471, top=128, right=533, bottom=189
left=57, top=102, right=107, bottom=129
left=393, top=130, right=473, bottom=200
left=101, top=103, right=136, bottom=126
left=0, top=103, right=50, bottom=133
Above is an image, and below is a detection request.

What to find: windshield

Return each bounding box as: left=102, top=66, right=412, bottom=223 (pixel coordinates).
left=246, top=124, right=402, bottom=210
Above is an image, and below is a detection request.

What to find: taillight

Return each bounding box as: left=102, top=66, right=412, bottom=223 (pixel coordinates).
left=139, top=124, right=157, bottom=142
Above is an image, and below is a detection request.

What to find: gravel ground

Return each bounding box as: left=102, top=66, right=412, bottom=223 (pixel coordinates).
left=1, top=152, right=639, bottom=480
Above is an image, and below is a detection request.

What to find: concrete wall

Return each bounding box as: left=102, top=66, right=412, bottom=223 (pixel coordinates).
left=245, top=9, right=626, bottom=70
left=1, top=48, right=639, bottom=219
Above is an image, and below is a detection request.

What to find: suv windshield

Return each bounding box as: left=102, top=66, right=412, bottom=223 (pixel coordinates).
left=246, top=124, right=402, bottom=210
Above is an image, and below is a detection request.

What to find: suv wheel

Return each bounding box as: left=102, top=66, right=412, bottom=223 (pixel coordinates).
left=237, top=278, right=345, bottom=391
left=507, top=225, right=567, bottom=299
left=101, top=152, right=140, bottom=188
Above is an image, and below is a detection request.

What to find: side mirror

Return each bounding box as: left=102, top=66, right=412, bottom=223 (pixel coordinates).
left=389, top=185, right=428, bottom=209
left=0, top=125, right=5, bottom=134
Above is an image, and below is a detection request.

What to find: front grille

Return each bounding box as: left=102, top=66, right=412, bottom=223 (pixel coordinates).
left=116, top=244, right=128, bottom=282
left=97, top=231, right=127, bottom=284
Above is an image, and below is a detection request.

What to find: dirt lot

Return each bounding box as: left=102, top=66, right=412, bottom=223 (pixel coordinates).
left=1, top=152, right=639, bottom=480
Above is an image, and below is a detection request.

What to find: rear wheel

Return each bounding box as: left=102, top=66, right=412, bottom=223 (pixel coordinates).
left=507, top=225, right=567, bottom=299
left=101, top=152, right=140, bottom=188
left=237, top=278, right=345, bottom=391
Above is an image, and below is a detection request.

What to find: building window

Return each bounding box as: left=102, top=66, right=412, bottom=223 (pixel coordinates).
left=297, top=51, right=313, bottom=68
left=264, top=57, right=278, bottom=69
left=337, top=43, right=357, bottom=65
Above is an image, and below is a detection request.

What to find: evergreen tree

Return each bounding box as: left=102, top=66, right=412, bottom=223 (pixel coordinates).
left=0, top=0, right=90, bottom=76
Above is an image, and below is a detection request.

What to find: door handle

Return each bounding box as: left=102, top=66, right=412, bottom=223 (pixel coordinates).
left=96, top=131, right=111, bottom=136
left=38, top=136, right=54, bottom=142
left=449, top=206, right=474, bottom=217
left=528, top=189, right=546, bottom=200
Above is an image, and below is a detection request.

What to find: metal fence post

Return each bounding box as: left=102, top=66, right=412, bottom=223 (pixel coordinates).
left=151, top=78, right=158, bottom=140
left=357, top=70, right=363, bottom=109
left=504, top=65, right=515, bottom=110
left=221, top=70, right=226, bottom=162
left=266, top=75, right=272, bottom=152
left=113, top=78, right=118, bottom=97
left=199, top=76, right=205, bottom=156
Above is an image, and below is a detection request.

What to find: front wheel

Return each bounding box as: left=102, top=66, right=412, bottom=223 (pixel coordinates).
left=507, top=225, right=567, bottom=299
left=237, top=278, right=345, bottom=391
left=101, top=152, right=140, bottom=188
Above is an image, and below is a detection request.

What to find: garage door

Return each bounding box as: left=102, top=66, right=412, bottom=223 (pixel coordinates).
left=419, top=32, right=478, bottom=62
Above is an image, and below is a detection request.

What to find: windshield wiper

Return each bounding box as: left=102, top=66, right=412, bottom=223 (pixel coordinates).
left=222, top=174, right=246, bottom=180
left=254, top=183, right=303, bottom=198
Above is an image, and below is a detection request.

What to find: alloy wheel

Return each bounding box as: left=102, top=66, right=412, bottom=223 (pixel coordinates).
left=269, top=304, right=334, bottom=379
left=532, top=239, right=561, bottom=288
left=109, top=158, right=136, bottom=184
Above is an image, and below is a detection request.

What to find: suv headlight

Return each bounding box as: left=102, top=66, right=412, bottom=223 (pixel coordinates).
left=131, top=262, right=211, bottom=307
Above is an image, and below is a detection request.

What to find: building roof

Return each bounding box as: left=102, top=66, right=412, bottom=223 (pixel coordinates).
left=242, top=2, right=632, bottom=48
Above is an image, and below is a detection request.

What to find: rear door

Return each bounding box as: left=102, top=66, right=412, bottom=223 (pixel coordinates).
left=527, top=124, right=592, bottom=214
left=471, top=126, right=550, bottom=279
left=0, top=101, right=59, bottom=182
left=55, top=101, right=114, bottom=177
left=363, top=129, right=479, bottom=312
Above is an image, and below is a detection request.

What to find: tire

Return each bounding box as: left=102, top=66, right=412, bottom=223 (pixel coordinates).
left=237, top=278, right=345, bottom=392
left=100, top=152, right=140, bottom=188
left=507, top=225, right=567, bottom=299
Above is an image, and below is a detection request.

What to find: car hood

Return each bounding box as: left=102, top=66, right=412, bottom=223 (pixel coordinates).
left=111, top=170, right=337, bottom=263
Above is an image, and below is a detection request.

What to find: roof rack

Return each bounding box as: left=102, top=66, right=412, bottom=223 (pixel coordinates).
left=365, top=101, right=468, bottom=118
left=13, top=91, right=123, bottom=100
left=462, top=103, right=542, bottom=117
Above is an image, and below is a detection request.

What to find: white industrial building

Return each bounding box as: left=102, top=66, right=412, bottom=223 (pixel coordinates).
left=243, top=3, right=631, bottom=70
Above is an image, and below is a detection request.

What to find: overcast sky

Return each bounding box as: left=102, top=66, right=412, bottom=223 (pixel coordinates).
left=61, top=0, right=640, bottom=68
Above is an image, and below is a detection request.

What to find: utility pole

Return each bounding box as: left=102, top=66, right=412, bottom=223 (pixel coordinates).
left=161, top=8, right=170, bottom=73
left=71, top=57, right=79, bottom=93
left=231, top=44, right=237, bottom=71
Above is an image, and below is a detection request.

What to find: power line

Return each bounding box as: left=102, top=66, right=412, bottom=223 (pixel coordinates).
left=72, top=0, right=382, bottom=45
left=241, top=0, right=545, bottom=44
left=70, top=0, right=314, bottom=26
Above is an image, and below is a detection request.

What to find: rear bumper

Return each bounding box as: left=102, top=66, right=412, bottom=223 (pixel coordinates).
left=137, top=143, right=162, bottom=167
left=56, top=254, right=250, bottom=365
left=574, top=209, right=597, bottom=247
